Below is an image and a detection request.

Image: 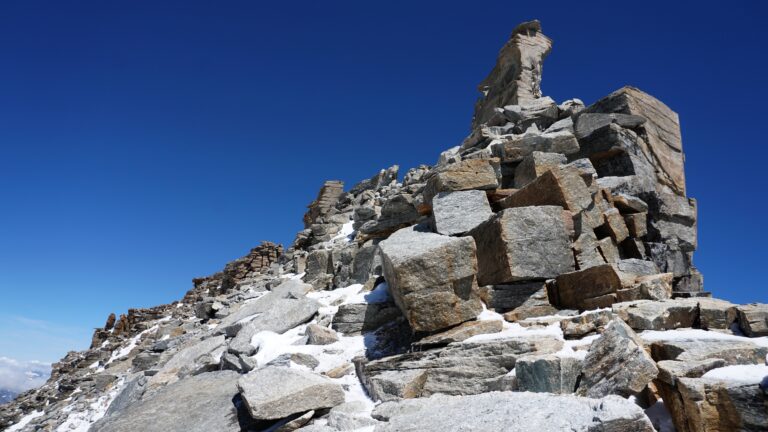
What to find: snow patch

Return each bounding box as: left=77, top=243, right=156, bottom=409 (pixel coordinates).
left=463, top=321, right=563, bottom=343
left=701, top=364, right=768, bottom=385
left=55, top=378, right=125, bottom=432
left=640, top=329, right=768, bottom=348
left=6, top=410, right=44, bottom=432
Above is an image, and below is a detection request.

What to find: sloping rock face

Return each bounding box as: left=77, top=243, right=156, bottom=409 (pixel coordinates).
left=372, top=392, right=655, bottom=432
left=3, top=19, right=765, bottom=432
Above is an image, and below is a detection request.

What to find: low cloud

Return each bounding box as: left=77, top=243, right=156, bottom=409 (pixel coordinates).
left=0, top=357, right=51, bottom=394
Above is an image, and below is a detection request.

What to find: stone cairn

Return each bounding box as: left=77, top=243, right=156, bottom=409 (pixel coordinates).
left=2, top=20, right=766, bottom=432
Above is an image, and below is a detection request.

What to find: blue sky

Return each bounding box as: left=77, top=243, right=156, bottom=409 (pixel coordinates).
left=0, top=1, right=766, bottom=362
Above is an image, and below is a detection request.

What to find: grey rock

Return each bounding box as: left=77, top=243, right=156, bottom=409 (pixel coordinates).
left=102, top=375, right=147, bottom=418
left=331, top=302, right=402, bottom=335
left=513, top=151, right=567, bottom=188
left=131, top=352, right=160, bottom=372
left=577, top=318, right=658, bottom=398
left=431, top=190, right=492, bottom=236
left=501, top=164, right=592, bottom=212
left=612, top=299, right=699, bottom=331
left=237, top=367, right=345, bottom=420
left=574, top=112, right=646, bottom=140
left=478, top=282, right=546, bottom=312
left=661, top=373, right=768, bottom=432
left=646, top=333, right=768, bottom=365
left=423, top=158, right=500, bottom=203
left=697, top=298, right=737, bottom=330
left=412, top=320, right=503, bottom=348
left=379, top=226, right=482, bottom=332
left=228, top=297, right=319, bottom=355
left=91, top=371, right=241, bottom=432
left=148, top=335, right=227, bottom=389
left=737, top=303, right=768, bottom=337
left=586, top=86, right=686, bottom=195
left=470, top=206, right=573, bottom=286
left=267, top=353, right=320, bottom=370
left=359, top=194, right=421, bottom=237
left=357, top=336, right=563, bottom=401
left=217, top=280, right=314, bottom=337
left=559, top=308, right=614, bottom=339
left=305, top=324, right=339, bottom=345
left=372, top=391, right=654, bottom=432
left=496, top=130, right=580, bottom=163
left=472, top=20, right=553, bottom=128
left=327, top=401, right=379, bottom=430
left=515, top=354, right=583, bottom=393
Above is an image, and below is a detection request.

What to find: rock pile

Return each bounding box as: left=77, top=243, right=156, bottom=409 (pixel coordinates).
left=2, top=19, right=766, bottom=432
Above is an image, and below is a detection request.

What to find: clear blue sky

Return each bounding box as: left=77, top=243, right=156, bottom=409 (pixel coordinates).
left=1, top=1, right=766, bottom=362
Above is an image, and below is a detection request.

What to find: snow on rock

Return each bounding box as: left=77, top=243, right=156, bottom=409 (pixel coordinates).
left=6, top=411, right=44, bottom=432
left=701, top=364, right=768, bottom=385
left=640, top=328, right=768, bottom=348
left=55, top=378, right=125, bottom=432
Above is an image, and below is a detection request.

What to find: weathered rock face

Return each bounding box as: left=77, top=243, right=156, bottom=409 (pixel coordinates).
left=470, top=206, right=573, bottom=285
left=472, top=20, right=553, bottom=128
left=515, top=354, right=582, bottom=394
left=577, top=319, right=658, bottom=398
left=379, top=226, right=482, bottom=332
left=91, top=372, right=243, bottom=432
left=372, top=392, right=655, bottom=432
left=430, top=190, right=492, bottom=236
left=357, top=336, right=563, bottom=401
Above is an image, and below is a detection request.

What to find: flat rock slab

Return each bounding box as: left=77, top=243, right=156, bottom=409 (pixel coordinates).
left=470, top=206, right=573, bottom=285
left=412, top=320, right=503, bottom=348
left=431, top=190, right=492, bottom=236
left=91, top=371, right=241, bottom=432
left=372, top=391, right=654, bottom=432
left=612, top=299, right=699, bottom=331
left=237, top=366, right=345, bottom=420
left=379, top=226, right=482, bottom=332
left=357, top=336, right=563, bottom=401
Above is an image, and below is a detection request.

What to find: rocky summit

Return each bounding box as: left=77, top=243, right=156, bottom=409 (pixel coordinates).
left=3, top=20, right=767, bottom=432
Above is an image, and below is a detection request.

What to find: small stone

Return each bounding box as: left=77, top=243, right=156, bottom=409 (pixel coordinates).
left=305, top=324, right=339, bottom=345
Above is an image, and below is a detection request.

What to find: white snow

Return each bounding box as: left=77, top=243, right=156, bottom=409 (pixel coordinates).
left=463, top=321, right=563, bottom=343
left=640, top=329, right=768, bottom=348
left=343, top=282, right=390, bottom=305
left=330, top=221, right=355, bottom=243
left=6, top=410, right=44, bottom=432
left=701, top=364, right=768, bottom=385
left=645, top=399, right=677, bottom=432
left=55, top=378, right=125, bottom=432
left=476, top=304, right=505, bottom=322
left=555, top=334, right=600, bottom=360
